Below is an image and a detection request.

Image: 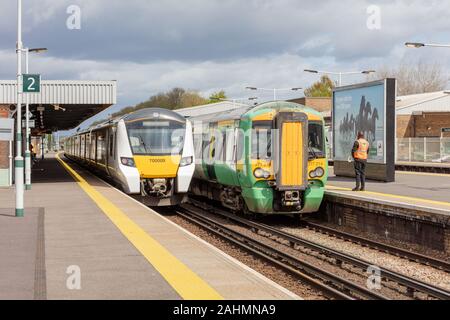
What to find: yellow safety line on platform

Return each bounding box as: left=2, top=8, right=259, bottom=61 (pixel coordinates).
left=326, top=185, right=450, bottom=208
left=396, top=171, right=450, bottom=178
left=55, top=154, right=223, bottom=300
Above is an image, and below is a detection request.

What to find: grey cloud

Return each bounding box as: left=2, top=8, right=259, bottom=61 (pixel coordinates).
left=2, top=0, right=449, bottom=64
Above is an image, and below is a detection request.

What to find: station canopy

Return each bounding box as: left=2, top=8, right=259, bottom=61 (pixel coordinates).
left=0, top=80, right=116, bottom=133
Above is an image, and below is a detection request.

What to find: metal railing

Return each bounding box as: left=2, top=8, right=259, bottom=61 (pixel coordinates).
left=396, top=137, right=450, bottom=163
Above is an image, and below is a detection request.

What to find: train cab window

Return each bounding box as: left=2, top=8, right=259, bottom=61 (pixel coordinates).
left=251, top=121, right=273, bottom=160
left=126, top=120, right=185, bottom=155
left=308, top=122, right=326, bottom=159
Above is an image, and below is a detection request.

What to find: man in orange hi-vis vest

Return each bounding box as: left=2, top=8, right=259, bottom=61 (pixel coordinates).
left=351, top=132, right=369, bottom=191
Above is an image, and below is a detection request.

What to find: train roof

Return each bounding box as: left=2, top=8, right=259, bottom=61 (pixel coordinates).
left=75, top=107, right=186, bottom=135
left=188, top=101, right=323, bottom=123
left=123, top=107, right=186, bottom=124
left=177, top=101, right=249, bottom=118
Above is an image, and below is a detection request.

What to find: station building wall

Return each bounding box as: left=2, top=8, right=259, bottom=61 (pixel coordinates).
left=0, top=105, right=10, bottom=186
left=289, top=97, right=332, bottom=112
left=397, top=113, right=450, bottom=138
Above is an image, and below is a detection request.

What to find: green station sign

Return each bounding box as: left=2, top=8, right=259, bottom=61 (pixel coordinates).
left=23, top=74, right=41, bottom=93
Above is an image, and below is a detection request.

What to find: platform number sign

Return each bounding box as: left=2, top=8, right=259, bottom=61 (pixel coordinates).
left=23, top=74, right=41, bottom=93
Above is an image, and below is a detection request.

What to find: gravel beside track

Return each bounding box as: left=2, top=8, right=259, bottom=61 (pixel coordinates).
left=280, top=225, right=450, bottom=292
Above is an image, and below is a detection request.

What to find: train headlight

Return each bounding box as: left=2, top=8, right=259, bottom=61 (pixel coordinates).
left=309, top=167, right=325, bottom=179
left=180, top=156, right=193, bottom=167
left=254, top=168, right=270, bottom=179
left=121, top=157, right=136, bottom=167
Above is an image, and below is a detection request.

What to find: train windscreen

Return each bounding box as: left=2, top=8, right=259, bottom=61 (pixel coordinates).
left=308, top=122, right=326, bottom=158
left=126, top=120, right=186, bottom=155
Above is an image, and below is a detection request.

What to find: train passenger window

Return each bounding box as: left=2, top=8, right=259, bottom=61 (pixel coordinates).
left=81, top=135, right=86, bottom=159
left=236, top=128, right=245, bottom=162
left=96, top=131, right=107, bottom=164
left=251, top=121, right=272, bottom=160
left=86, top=134, right=91, bottom=159
left=90, top=133, right=96, bottom=161
left=193, top=133, right=203, bottom=160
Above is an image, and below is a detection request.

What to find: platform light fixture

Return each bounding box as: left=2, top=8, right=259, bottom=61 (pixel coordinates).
left=405, top=42, right=450, bottom=49
left=245, top=87, right=302, bottom=101
left=303, top=69, right=376, bottom=87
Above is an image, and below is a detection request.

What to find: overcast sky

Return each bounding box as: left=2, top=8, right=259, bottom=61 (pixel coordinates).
left=1, top=0, right=449, bottom=128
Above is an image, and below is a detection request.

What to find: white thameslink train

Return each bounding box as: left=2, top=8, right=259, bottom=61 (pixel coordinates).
left=64, top=108, right=195, bottom=206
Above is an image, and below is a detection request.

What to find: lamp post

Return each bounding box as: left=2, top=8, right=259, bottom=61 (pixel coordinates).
left=405, top=42, right=450, bottom=49
left=24, top=47, right=47, bottom=190
left=245, top=87, right=302, bottom=101
left=210, top=97, right=258, bottom=108
left=304, top=69, right=376, bottom=86
left=15, top=0, right=24, bottom=217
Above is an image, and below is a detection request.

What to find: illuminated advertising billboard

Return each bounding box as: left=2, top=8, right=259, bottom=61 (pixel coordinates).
left=333, top=82, right=385, bottom=163
left=332, top=79, right=396, bottom=182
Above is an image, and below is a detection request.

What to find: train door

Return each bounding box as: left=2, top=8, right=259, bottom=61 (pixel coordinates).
left=205, top=123, right=218, bottom=181
left=275, top=112, right=308, bottom=191
left=106, top=126, right=116, bottom=175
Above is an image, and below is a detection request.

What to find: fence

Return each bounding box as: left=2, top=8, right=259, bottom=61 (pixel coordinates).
left=396, top=137, right=450, bottom=163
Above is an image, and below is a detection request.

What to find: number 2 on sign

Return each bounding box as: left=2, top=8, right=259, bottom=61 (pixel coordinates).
left=28, top=78, right=36, bottom=91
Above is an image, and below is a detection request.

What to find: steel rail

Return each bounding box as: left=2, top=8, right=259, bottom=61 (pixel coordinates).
left=186, top=201, right=450, bottom=300
left=302, top=221, right=450, bottom=273
left=176, top=207, right=388, bottom=300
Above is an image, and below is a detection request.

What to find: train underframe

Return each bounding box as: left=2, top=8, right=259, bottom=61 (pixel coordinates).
left=189, top=178, right=305, bottom=215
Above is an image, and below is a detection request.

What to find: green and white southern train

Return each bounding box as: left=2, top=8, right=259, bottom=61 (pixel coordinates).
left=185, top=101, right=328, bottom=215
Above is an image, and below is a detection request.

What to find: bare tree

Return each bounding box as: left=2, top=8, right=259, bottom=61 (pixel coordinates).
left=368, top=59, right=447, bottom=96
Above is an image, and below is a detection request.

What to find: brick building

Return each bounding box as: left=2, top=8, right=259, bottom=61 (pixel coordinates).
left=396, top=91, right=450, bottom=138
left=288, top=97, right=332, bottom=125
left=290, top=92, right=450, bottom=139
left=0, top=105, right=11, bottom=186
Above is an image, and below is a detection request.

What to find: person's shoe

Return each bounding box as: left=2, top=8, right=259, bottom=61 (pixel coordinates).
left=352, top=187, right=360, bottom=191
left=360, top=188, right=365, bottom=192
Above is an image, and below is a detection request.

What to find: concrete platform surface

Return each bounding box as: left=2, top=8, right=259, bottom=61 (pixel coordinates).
left=0, top=208, right=44, bottom=300
left=0, top=153, right=298, bottom=300
left=327, top=168, right=450, bottom=214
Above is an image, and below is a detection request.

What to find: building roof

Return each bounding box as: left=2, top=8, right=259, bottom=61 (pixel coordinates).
left=176, top=101, right=249, bottom=118
left=396, top=90, right=450, bottom=115
left=0, top=80, right=116, bottom=132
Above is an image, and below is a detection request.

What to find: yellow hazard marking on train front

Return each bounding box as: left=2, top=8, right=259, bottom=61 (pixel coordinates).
left=56, top=153, right=223, bottom=300
left=326, top=185, right=450, bottom=208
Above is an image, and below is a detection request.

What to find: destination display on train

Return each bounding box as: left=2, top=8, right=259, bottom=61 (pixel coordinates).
left=333, top=82, right=386, bottom=164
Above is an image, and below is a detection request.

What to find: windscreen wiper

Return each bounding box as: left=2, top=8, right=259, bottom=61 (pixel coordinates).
left=138, top=135, right=149, bottom=154
left=308, top=146, right=319, bottom=160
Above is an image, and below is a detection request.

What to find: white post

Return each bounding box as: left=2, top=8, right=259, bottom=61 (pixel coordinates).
left=338, top=73, right=342, bottom=87
left=9, top=140, right=13, bottom=186
left=15, top=0, right=24, bottom=217
left=25, top=48, right=31, bottom=190
left=273, top=89, right=277, bottom=101
left=395, top=138, right=398, bottom=162
left=423, top=137, right=427, bottom=162
left=408, top=137, right=412, bottom=162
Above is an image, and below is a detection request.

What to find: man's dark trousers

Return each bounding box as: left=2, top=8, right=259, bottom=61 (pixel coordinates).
left=354, top=159, right=366, bottom=190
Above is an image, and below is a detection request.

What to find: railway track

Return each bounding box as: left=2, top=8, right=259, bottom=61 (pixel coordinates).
left=175, top=207, right=385, bottom=300
left=300, top=221, right=450, bottom=273
left=183, top=200, right=450, bottom=300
